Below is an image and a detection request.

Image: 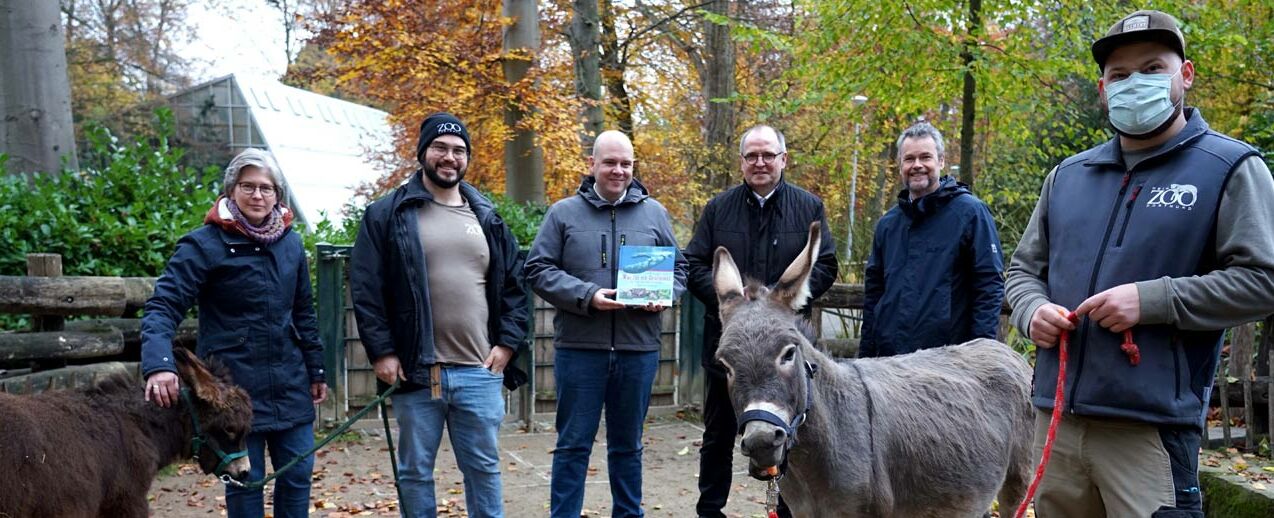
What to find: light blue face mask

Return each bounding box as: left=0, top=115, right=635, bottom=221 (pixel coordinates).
left=1105, top=70, right=1181, bottom=136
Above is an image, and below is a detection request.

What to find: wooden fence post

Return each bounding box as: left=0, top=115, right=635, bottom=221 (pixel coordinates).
left=1220, top=353, right=1232, bottom=447
left=1233, top=322, right=1257, bottom=450
left=26, top=253, right=64, bottom=332
left=1265, top=315, right=1273, bottom=454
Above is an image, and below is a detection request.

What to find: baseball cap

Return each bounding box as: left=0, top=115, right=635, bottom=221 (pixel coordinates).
left=1091, top=10, right=1186, bottom=70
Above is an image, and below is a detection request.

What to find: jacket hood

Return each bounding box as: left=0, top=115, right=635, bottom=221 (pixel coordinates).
left=897, top=175, right=970, bottom=219
left=576, top=175, right=651, bottom=208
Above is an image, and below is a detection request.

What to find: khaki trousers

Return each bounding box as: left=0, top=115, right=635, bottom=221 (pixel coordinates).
left=1031, top=411, right=1203, bottom=518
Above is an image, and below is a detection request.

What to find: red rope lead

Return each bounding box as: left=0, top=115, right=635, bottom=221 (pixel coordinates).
left=1012, top=310, right=1076, bottom=518
left=1012, top=313, right=1140, bottom=518
left=1121, top=330, right=1140, bottom=365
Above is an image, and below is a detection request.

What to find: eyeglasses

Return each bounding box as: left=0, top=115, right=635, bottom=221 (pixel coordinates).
left=428, top=143, right=469, bottom=159
left=742, top=152, right=784, bottom=165
left=236, top=182, right=278, bottom=197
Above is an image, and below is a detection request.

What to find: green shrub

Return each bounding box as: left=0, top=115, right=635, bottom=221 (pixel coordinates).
left=0, top=109, right=220, bottom=278
left=486, top=191, right=546, bottom=247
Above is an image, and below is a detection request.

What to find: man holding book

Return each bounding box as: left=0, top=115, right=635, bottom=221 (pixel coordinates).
left=525, top=130, right=688, bottom=518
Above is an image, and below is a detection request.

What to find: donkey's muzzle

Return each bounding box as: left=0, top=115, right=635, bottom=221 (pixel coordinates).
left=740, top=422, right=787, bottom=479
left=223, top=456, right=251, bottom=482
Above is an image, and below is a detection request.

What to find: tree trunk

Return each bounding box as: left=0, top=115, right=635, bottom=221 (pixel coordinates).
left=502, top=0, right=546, bottom=203
left=599, top=0, right=633, bottom=136
left=569, top=0, right=604, bottom=156
left=957, top=0, right=981, bottom=187
left=0, top=0, right=79, bottom=175
left=702, top=0, right=737, bottom=191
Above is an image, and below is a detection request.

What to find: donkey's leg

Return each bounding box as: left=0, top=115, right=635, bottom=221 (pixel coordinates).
left=996, top=414, right=1035, bottom=515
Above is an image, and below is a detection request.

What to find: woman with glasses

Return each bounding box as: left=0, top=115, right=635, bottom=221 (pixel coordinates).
left=140, top=148, right=327, bottom=518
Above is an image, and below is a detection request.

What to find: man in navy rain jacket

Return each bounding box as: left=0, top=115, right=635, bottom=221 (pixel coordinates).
left=860, top=121, right=1005, bottom=358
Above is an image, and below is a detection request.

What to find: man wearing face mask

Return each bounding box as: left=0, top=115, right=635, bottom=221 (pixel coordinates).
left=1006, top=10, right=1274, bottom=517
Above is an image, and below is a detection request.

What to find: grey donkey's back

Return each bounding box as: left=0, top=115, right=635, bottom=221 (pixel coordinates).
left=852, top=338, right=1035, bottom=516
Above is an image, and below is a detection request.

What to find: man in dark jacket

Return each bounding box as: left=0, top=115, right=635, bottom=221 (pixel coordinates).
left=684, top=124, right=838, bottom=518
left=350, top=113, right=530, bottom=518
left=525, top=130, right=687, bottom=518
left=859, top=122, right=1005, bottom=358
left=1006, top=10, right=1274, bottom=517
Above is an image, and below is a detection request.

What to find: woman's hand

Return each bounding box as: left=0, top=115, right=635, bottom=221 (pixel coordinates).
left=311, top=382, right=328, bottom=404
left=145, top=371, right=180, bottom=408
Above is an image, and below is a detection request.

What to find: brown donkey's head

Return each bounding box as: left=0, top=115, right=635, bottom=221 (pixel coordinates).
left=173, top=347, right=253, bottom=481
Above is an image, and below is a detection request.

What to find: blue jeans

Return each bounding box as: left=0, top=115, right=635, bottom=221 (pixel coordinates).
left=225, top=422, right=315, bottom=518
left=550, top=348, right=659, bottom=518
left=393, top=365, right=506, bottom=518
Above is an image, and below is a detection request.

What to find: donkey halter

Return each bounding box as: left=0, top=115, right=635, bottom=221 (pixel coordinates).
left=179, top=388, right=249, bottom=483
left=736, top=359, right=819, bottom=476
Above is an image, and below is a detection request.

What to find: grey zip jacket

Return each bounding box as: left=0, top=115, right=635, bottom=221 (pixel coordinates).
left=525, top=176, right=688, bottom=351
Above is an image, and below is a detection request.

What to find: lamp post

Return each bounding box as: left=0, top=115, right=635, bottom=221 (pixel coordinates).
left=847, top=95, right=868, bottom=265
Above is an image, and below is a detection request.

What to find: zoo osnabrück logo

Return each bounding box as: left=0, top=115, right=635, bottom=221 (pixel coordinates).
left=1145, top=183, right=1198, bottom=211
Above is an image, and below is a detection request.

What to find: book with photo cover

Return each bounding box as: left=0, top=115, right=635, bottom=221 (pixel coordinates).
left=615, top=245, right=677, bottom=307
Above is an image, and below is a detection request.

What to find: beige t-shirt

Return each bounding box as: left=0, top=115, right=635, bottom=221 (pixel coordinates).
left=417, top=200, right=491, bottom=365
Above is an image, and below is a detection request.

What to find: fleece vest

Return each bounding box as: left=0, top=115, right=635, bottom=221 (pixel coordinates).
left=1040, top=110, right=1259, bottom=427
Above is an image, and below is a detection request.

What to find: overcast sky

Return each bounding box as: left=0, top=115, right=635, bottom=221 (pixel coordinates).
left=181, top=1, right=304, bottom=82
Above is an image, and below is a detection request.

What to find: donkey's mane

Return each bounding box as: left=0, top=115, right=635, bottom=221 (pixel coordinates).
left=741, top=276, right=768, bottom=300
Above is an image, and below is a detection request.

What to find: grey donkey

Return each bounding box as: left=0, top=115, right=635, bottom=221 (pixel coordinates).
left=712, top=221, right=1036, bottom=517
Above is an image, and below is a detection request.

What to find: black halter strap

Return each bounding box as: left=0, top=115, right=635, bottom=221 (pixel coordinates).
left=736, top=360, right=818, bottom=468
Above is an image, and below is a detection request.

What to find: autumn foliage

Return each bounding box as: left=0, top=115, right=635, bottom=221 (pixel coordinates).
left=315, top=0, right=584, bottom=200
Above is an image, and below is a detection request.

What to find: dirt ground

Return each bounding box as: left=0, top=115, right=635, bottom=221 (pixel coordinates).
left=148, top=410, right=775, bottom=517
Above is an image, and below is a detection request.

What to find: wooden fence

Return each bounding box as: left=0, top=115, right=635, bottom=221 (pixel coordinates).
left=0, top=253, right=194, bottom=393
left=3, top=251, right=1271, bottom=450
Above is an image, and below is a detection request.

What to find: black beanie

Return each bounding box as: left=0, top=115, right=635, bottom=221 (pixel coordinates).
left=416, top=112, right=471, bottom=162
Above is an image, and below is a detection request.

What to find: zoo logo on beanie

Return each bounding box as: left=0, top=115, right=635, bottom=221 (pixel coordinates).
left=416, top=112, right=472, bottom=162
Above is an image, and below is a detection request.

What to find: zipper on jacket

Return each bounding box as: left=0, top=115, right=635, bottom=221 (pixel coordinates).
left=601, top=234, right=608, bottom=268
left=399, top=216, right=424, bottom=364
left=610, top=208, right=618, bottom=351
left=1068, top=171, right=1133, bottom=411
left=1114, top=184, right=1143, bottom=248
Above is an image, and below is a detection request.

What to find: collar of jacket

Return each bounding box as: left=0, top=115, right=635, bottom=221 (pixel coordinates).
left=576, top=175, right=651, bottom=208
left=1084, top=107, right=1211, bottom=170
left=743, top=179, right=786, bottom=209
left=896, top=175, right=969, bottom=220
left=392, top=170, right=496, bottom=221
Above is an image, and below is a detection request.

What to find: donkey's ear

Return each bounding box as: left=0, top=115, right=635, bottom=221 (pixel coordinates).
left=174, top=347, right=227, bottom=408
left=713, top=246, right=746, bottom=321
left=771, top=221, right=821, bottom=310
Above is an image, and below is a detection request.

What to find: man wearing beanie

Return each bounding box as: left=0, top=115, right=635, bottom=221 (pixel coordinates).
left=1006, top=10, right=1274, bottom=517
left=351, top=112, right=530, bottom=518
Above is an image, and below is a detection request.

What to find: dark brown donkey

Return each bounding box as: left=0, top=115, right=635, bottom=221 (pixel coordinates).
left=0, top=348, right=253, bottom=518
